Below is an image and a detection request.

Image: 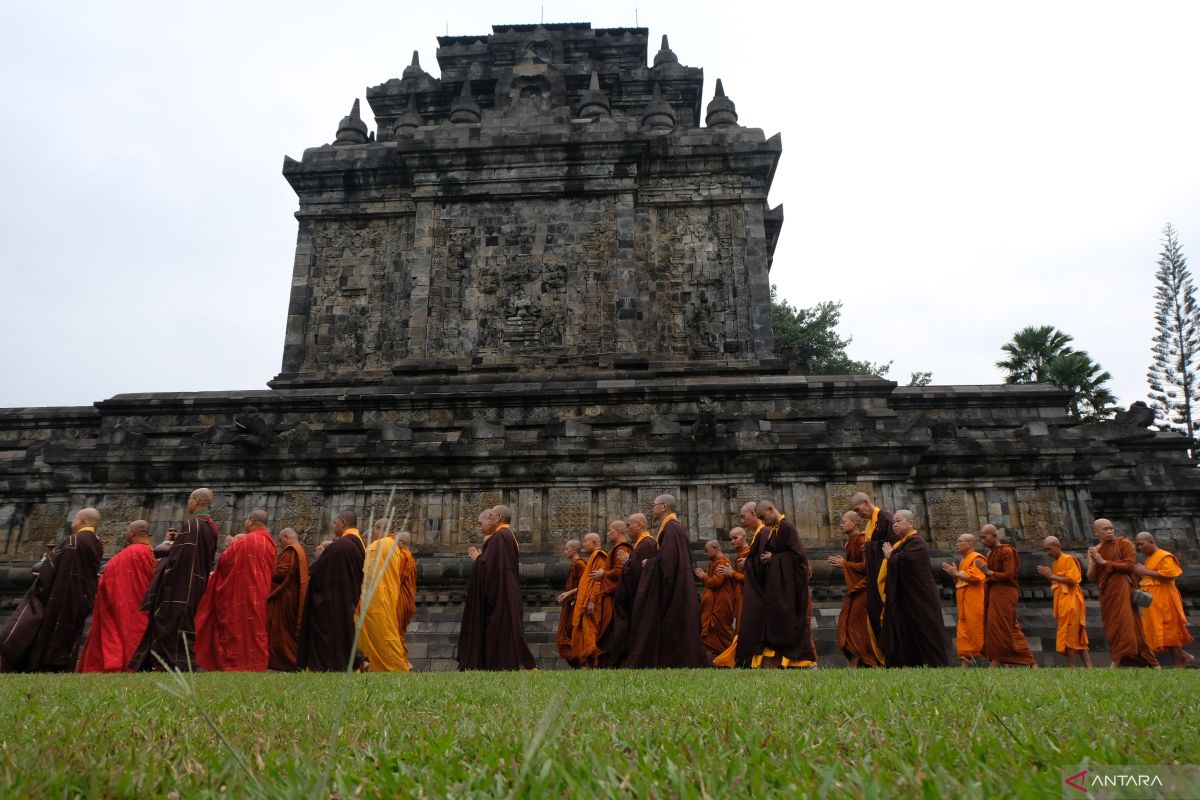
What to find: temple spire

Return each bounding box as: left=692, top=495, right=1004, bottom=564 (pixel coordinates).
left=403, top=50, right=426, bottom=80
left=641, top=82, right=676, bottom=132
left=653, top=33, right=679, bottom=68
left=578, top=70, right=611, bottom=119
left=394, top=92, right=424, bottom=134
left=705, top=78, right=739, bottom=128
left=333, top=99, right=370, bottom=145
left=449, top=79, right=481, bottom=124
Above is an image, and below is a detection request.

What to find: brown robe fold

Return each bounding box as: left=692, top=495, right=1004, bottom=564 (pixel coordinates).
left=731, top=543, right=751, bottom=632
left=267, top=543, right=308, bottom=671
left=555, top=557, right=586, bottom=665
left=880, top=532, right=949, bottom=667
left=863, top=509, right=896, bottom=647
left=1096, top=537, right=1158, bottom=667
left=699, top=555, right=736, bottom=655
left=297, top=532, right=365, bottom=672
left=838, top=532, right=881, bottom=666
left=0, top=529, right=103, bottom=672
left=982, top=544, right=1036, bottom=666
left=736, top=518, right=816, bottom=667
left=598, top=534, right=656, bottom=667
left=130, top=514, right=218, bottom=671
left=628, top=518, right=708, bottom=668
left=457, top=526, right=537, bottom=671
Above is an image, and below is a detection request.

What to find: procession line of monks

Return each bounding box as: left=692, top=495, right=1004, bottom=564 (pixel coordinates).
left=0, top=488, right=1193, bottom=673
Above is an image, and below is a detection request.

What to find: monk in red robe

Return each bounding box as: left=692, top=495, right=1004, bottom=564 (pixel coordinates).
left=879, top=510, right=948, bottom=668
left=78, top=520, right=157, bottom=672
left=572, top=532, right=611, bottom=667
left=1134, top=531, right=1194, bottom=667
left=830, top=510, right=881, bottom=667
left=1, top=507, right=103, bottom=672
left=194, top=509, right=277, bottom=671
left=598, top=512, right=655, bottom=667
left=978, top=525, right=1037, bottom=668
left=457, top=505, right=537, bottom=670
left=267, top=527, right=308, bottom=671
left=695, top=539, right=736, bottom=657
left=1087, top=519, right=1158, bottom=667
left=555, top=538, right=585, bottom=665
left=629, top=495, right=708, bottom=668
left=298, top=509, right=366, bottom=672
left=1036, top=535, right=1092, bottom=668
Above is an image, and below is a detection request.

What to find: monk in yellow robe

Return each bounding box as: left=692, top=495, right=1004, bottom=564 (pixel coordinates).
left=1036, top=536, right=1092, bottom=668
left=570, top=532, right=610, bottom=667
left=713, top=502, right=764, bottom=668
left=1087, top=519, right=1157, bottom=668
left=554, top=539, right=585, bottom=665
left=1134, top=532, right=1194, bottom=667
left=357, top=520, right=412, bottom=671
left=941, top=533, right=986, bottom=667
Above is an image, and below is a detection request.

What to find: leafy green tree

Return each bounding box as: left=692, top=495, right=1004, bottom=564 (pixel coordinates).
left=770, top=286, right=891, bottom=375
left=1147, top=223, right=1199, bottom=449
left=907, top=371, right=933, bottom=387
left=1044, top=351, right=1118, bottom=423
left=995, top=325, right=1074, bottom=384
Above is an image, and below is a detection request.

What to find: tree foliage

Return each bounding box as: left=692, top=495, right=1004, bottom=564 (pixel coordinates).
left=997, top=325, right=1117, bottom=422
left=1147, top=223, right=1199, bottom=449
left=770, top=285, right=891, bottom=375
left=995, top=325, right=1075, bottom=384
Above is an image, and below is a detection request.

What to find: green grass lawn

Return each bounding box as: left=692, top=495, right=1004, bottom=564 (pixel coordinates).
left=1, top=669, right=1196, bottom=799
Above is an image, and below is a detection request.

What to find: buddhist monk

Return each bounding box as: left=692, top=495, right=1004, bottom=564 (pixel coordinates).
left=1087, top=519, right=1158, bottom=668
left=594, top=519, right=631, bottom=665
left=878, top=510, right=948, bottom=668
left=267, top=527, right=308, bottom=671
left=571, top=532, right=610, bottom=667
left=554, top=538, right=585, bottom=665
left=358, top=520, right=414, bottom=672
left=695, top=539, right=736, bottom=657
left=393, top=531, right=418, bottom=665
left=130, top=490, right=219, bottom=671
left=736, top=500, right=817, bottom=669
left=712, top=501, right=763, bottom=667
left=458, top=505, right=536, bottom=670
left=193, top=509, right=276, bottom=672
left=850, top=492, right=895, bottom=662
left=78, top=520, right=157, bottom=672
left=830, top=510, right=880, bottom=667
left=718, top=526, right=751, bottom=627
left=0, top=507, right=103, bottom=672
left=628, top=494, right=708, bottom=668
left=941, top=533, right=986, bottom=667
left=297, top=510, right=366, bottom=672
left=1036, top=536, right=1092, bottom=668
left=1133, top=531, right=1193, bottom=667
left=598, top=512, right=656, bottom=667
left=977, top=525, right=1037, bottom=668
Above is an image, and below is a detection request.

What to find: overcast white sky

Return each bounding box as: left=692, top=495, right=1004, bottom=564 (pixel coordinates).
left=1, top=0, right=1197, bottom=408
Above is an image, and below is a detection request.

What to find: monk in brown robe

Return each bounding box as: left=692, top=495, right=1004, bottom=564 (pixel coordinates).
left=718, top=526, right=750, bottom=628
left=571, top=532, right=611, bottom=667
left=393, top=531, right=418, bottom=667
left=130, top=489, right=219, bottom=671
left=695, top=539, right=736, bottom=657
left=879, top=510, right=948, bottom=668
left=1133, top=531, right=1192, bottom=667
left=736, top=500, right=817, bottom=669
left=594, top=519, right=631, bottom=665
left=297, top=509, right=365, bottom=672
left=0, top=507, right=103, bottom=672
left=713, top=502, right=764, bottom=667
left=830, top=510, right=880, bottom=667
left=458, top=505, right=536, bottom=670
left=1087, top=519, right=1158, bottom=668
left=850, top=492, right=896, bottom=662
left=628, top=494, right=708, bottom=668
left=942, top=533, right=986, bottom=667
left=598, top=512, right=656, bottom=667
left=267, top=527, right=308, bottom=670
left=1036, top=535, right=1092, bottom=668
left=555, top=538, right=585, bottom=665
left=977, top=524, right=1037, bottom=668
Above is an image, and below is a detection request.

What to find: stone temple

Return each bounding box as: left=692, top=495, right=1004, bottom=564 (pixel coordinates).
left=1, top=23, right=1197, bottom=669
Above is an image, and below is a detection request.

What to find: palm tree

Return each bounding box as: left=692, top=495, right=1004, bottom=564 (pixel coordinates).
left=1044, top=351, right=1118, bottom=422
left=996, top=325, right=1075, bottom=384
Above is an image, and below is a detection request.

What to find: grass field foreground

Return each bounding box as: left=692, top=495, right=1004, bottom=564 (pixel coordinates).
left=1, top=670, right=1197, bottom=798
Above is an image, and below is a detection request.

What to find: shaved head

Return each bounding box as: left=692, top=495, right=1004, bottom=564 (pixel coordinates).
left=655, top=494, right=676, bottom=511
left=893, top=509, right=915, bottom=534
left=278, top=527, right=298, bottom=545
left=583, top=532, right=602, bottom=554
left=336, top=509, right=358, bottom=527
left=492, top=505, right=513, bottom=524
left=705, top=539, right=721, bottom=556
left=1134, top=531, right=1156, bottom=544
left=125, top=519, right=150, bottom=545
left=395, top=531, right=412, bottom=546
left=190, top=488, right=214, bottom=505
left=627, top=512, right=648, bottom=533
left=979, top=524, right=1000, bottom=547
left=1042, top=535, right=1061, bottom=548
left=955, top=532, right=975, bottom=554
left=740, top=501, right=757, bottom=514
left=75, top=507, right=101, bottom=527
left=248, top=508, right=268, bottom=526
left=755, top=500, right=776, bottom=515
left=128, top=519, right=149, bottom=535
left=373, top=518, right=389, bottom=534
left=730, top=526, right=747, bottom=549
left=564, top=538, right=581, bottom=554
left=1134, top=531, right=1158, bottom=555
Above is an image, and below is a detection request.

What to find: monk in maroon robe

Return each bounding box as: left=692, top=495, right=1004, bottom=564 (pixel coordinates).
left=130, top=489, right=219, bottom=671
left=598, top=512, right=655, bottom=667
left=267, top=527, right=309, bottom=670
left=457, top=505, right=537, bottom=670
left=78, top=520, right=156, bottom=672
left=628, top=494, right=708, bottom=668
left=0, top=507, right=103, bottom=672
left=1087, top=518, right=1158, bottom=667
left=851, top=492, right=896, bottom=659
left=194, top=509, right=278, bottom=671
left=736, top=500, right=817, bottom=668
left=298, top=510, right=365, bottom=672
left=879, top=510, right=949, bottom=668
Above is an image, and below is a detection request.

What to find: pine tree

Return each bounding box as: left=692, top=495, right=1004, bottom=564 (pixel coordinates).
left=1147, top=223, right=1199, bottom=452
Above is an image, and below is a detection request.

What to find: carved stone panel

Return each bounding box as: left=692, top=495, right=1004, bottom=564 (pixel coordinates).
left=17, top=503, right=68, bottom=555
left=547, top=488, right=591, bottom=540
left=826, top=483, right=873, bottom=531
left=1015, top=488, right=1063, bottom=542
left=458, top=489, right=502, bottom=545
left=924, top=489, right=970, bottom=544
left=279, top=491, right=326, bottom=545
left=367, top=491, right=414, bottom=532
left=98, top=494, right=148, bottom=550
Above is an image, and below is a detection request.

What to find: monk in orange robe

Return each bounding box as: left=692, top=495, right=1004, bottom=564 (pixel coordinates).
left=571, top=532, right=610, bottom=667
left=554, top=538, right=585, bottom=666
left=719, top=525, right=751, bottom=629
left=78, top=520, right=156, bottom=673
left=713, top=502, right=765, bottom=668
left=394, top=531, right=417, bottom=664
left=1036, top=536, right=1092, bottom=668
left=978, top=525, right=1037, bottom=668
left=267, top=527, right=308, bottom=671
left=594, top=520, right=632, bottom=666
left=194, top=509, right=278, bottom=672
left=941, top=532, right=986, bottom=667
left=827, top=511, right=877, bottom=667
left=1133, top=531, right=1193, bottom=667
left=695, top=539, right=736, bottom=656
left=1087, top=519, right=1157, bottom=668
